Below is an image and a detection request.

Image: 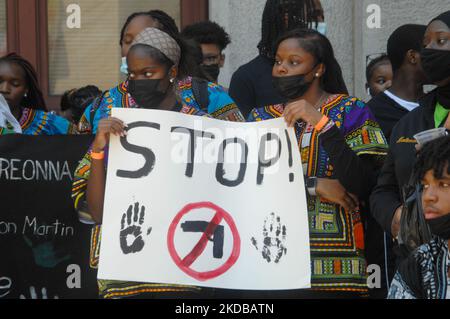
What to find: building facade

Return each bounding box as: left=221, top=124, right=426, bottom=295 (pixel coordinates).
left=0, top=0, right=448, bottom=109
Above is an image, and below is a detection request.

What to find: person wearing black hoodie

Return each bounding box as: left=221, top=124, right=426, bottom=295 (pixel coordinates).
left=364, top=24, right=427, bottom=299
left=370, top=11, right=450, bottom=272
left=367, top=24, right=427, bottom=141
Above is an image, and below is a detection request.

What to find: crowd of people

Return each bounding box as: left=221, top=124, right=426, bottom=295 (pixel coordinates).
left=0, top=0, right=449, bottom=299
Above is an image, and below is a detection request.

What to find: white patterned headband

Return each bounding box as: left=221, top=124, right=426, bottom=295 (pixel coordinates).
left=131, top=27, right=181, bottom=66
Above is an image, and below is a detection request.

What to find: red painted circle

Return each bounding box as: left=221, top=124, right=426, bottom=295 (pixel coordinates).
left=167, top=202, right=241, bottom=281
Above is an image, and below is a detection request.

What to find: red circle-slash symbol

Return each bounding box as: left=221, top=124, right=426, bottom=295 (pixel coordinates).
left=167, top=202, right=241, bottom=281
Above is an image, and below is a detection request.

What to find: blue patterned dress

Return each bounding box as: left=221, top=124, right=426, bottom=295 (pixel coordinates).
left=18, top=108, right=75, bottom=135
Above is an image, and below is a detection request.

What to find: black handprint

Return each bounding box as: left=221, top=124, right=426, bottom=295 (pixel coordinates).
left=120, top=202, right=152, bottom=255
left=251, top=213, right=287, bottom=263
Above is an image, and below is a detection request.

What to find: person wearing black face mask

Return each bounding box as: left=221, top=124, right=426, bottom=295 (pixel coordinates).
left=388, top=135, right=450, bottom=299
left=371, top=12, right=450, bottom=273
left=248, top=28, right=388, bottom=299
left=72, top=27, right=217, bottom=300
left=77, top=10, right=244, bottom=135
left=181, top=21, right=231, bottom=85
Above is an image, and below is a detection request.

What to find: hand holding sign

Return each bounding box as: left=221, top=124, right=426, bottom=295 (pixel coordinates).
left=92, top=117, right=127, bottom=152
left=119, top=202, right=152, bottom=255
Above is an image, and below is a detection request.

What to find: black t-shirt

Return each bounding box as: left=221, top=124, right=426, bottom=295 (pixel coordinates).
left=229, top=55, right=287, bottom=118
left=366, top=92, right=410, bottom=142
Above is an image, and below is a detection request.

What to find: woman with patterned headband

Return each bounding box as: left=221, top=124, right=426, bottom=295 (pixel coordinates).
left=72, top=27, right=220, bottom=299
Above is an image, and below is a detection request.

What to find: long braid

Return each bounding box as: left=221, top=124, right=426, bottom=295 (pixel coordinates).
left=413, top=135, right=450, bottom=182
left=258, top=0, right=319, bottom=58
left=0, top=53, right=47, bottom=111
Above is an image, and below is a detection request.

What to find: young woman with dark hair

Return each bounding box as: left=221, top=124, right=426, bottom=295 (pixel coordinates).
left=0, top=53, right=75, bottom=135
left=72, top=27, right=217, bottom=299
left=77, top=10, right=243, bottom=135
left=229, top=0, right=326, bottom=118
left=248, top=28, right=388, bottom=298
left=371, top=11, right=450, bottom=262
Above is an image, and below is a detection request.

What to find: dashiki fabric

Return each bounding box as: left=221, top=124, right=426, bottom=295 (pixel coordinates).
left=248, top=94, right=388, bottom=293
left=72, top=104, right=208, bottom=299
left=19, top=108, right=76, bottom=135
left=388, top=237, right=449, bottom=299
left=0, top=123, right=15, bottom=135
left=78, top=77, right=244, bottom=134
left=178, top=77, right=245, bottom=122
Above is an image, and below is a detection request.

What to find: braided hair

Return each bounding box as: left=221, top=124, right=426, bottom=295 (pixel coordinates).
left=413, top=135, right=450, bottom=182
left=0, top=53, right=47, bottom=111
left=120, top=10, right=179, bottom=46
left=258, top=0, right=321, bottom=57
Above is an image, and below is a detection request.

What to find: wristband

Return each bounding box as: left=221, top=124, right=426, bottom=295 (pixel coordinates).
left=306, top=177, right=317, bottom=196
left=91, top=151, right=105, bottom=160
left=315, top=115, right=329, bottom=132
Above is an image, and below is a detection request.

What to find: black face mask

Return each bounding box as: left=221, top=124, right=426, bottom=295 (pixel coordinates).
left=426, top=213, right=450, bottom=240
left=421, top=48, right=450, bottom=84
left=272, top=67, right=317, bottom=101
left=421, top=48, right=450, bottom=109
left=128, top=79, right=168, bottom=109
left=202, top=64, right=220, bottom=82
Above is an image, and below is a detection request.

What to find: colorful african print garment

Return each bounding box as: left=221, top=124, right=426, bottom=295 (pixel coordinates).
left=178, top=77, right=244, bottom=122
left=18, top=108, right=76, bottom=135
left=0, top=124, right=15, bottom=135
left=73, top=102, right=210, bottom=299
left=388, top=237, right=449, bottom=299
left=78, top=77, right=244, bottom=134
left=248, top=94, right=388, bottom=294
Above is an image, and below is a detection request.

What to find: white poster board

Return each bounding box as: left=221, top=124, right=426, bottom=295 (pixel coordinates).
left=98, top=108, right=311, bottom=290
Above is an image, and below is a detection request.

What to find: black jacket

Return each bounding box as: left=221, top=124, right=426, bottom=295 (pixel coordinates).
left=366, top=92, right=410, bottom=141
left=229, top=55, right=286, bottom=118
left=370, top=90, right=437, bottom=235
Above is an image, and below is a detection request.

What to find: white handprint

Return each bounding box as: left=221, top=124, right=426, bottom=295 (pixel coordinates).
left=19, top=286, right=59, bottom=299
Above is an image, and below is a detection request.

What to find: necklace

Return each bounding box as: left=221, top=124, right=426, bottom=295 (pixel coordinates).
left=314, top=92, right=328, bottom=111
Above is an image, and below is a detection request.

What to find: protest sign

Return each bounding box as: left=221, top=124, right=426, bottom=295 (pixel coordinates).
left=98, top=109, right=311, bottom=290
left=0, top=135, right=98, bottom=299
